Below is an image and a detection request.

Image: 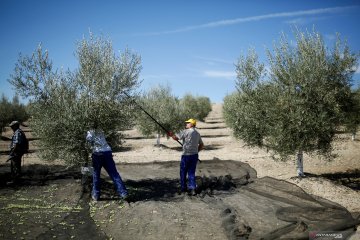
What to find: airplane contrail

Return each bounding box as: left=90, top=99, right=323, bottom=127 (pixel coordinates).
left=138, top=6, right=356, bottom=36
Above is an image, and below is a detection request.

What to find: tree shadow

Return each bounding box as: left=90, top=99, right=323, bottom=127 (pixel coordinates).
left=204, top=121, right=225, bottom=124
left=0, top=136, right=11, bottom=141
left=0, top=164, right=82, bottom=188
left=319, top=170, right=360, bottom=190
left=145, top=144, right=182, bottom=151
left=0, top=161, right=250, bottom=203
left=201, top=134, right=229, bottom=138
left=0, top=135, right=38, bottom=141
left=198, top=126, right=227, bottom=130
left=98, top=174, right=249, bottom=203
left=123, top=136, right=155, bottom=140
left=295, top=170, right=360, bottom=190
left=204, top=144, right=223, bottom=150
left=0, top=149, right=37, bottom=155
left=112, top=146, right=133, bottom=152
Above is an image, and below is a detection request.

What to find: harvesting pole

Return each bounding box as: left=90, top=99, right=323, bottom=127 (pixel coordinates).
left=123, top=92, right=183, bottom=147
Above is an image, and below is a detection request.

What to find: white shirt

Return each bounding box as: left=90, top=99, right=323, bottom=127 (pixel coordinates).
left=86, top=129, right=112, bottom=153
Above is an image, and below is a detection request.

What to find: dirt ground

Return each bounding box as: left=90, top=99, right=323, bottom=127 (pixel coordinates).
left=0, top=103, right=359, bottom=239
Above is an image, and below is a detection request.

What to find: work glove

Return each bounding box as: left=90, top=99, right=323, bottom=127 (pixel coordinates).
left=167, top=131, right=178, bottom=140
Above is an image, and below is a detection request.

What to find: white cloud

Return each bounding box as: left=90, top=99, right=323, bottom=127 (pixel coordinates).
left=203, top=70, right=236, bottom=79
left=285, top=18, right=308, bottom=25
left=139, top=6, right=356, bottom=36
left=325, top=34, right=336, bottom=41
left=193, top=56, right=234, bottom=65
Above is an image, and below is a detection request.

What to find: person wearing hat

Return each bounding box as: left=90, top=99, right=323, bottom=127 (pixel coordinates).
left=86, top=123, right=128, bottom=202
left=8, top=121, right=26, bottom=180
left=168, top=118, right=204, bottom=195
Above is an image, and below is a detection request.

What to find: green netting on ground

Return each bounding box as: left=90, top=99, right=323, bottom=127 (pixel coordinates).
left=0, top=160, right=359, bottom=239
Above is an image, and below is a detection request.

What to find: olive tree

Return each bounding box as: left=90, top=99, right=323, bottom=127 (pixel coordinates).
left=180, top=94, right=212, bottom=121
left=223, top=93, right=239, bottom=129
left=344, top=88, right=360, bottom=140
left=224, top=50, right=275, bottom=147
left=196, top=96, right=212, bottom=120
left=0, top=95, right=12, bottom=133
left=0, top=94, right=29, bottom=134
left=136, top=84, right=185, bottom=146
left=224, top=28, right=358, bottom=176
left=8, top=34, right=141, bottom=166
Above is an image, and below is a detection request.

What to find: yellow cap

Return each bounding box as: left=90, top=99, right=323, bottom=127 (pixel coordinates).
left=185, top=118, right=196, bottom=126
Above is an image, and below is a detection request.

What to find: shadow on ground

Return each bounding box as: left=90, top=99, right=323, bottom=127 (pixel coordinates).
left=303, top=169, right=360, bottom=190
left=0, top=160, right=359, bottom=240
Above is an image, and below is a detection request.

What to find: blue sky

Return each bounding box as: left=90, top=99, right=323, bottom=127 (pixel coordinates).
left=1, top=0, right=359, bottom=103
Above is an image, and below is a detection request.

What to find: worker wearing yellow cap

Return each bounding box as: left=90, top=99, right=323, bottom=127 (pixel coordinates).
left=168, top=118, right=204, bottom=196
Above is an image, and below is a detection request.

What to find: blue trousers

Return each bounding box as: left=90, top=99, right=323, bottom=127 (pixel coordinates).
left=92, top=151, right=128, bottom=198
left=180, top=154, right=198, bottom=191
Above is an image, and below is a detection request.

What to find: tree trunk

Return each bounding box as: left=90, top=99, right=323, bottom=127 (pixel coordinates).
left=156, top=133, right=160, bottom=147
left=296, top=150, right=305, bottom=177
